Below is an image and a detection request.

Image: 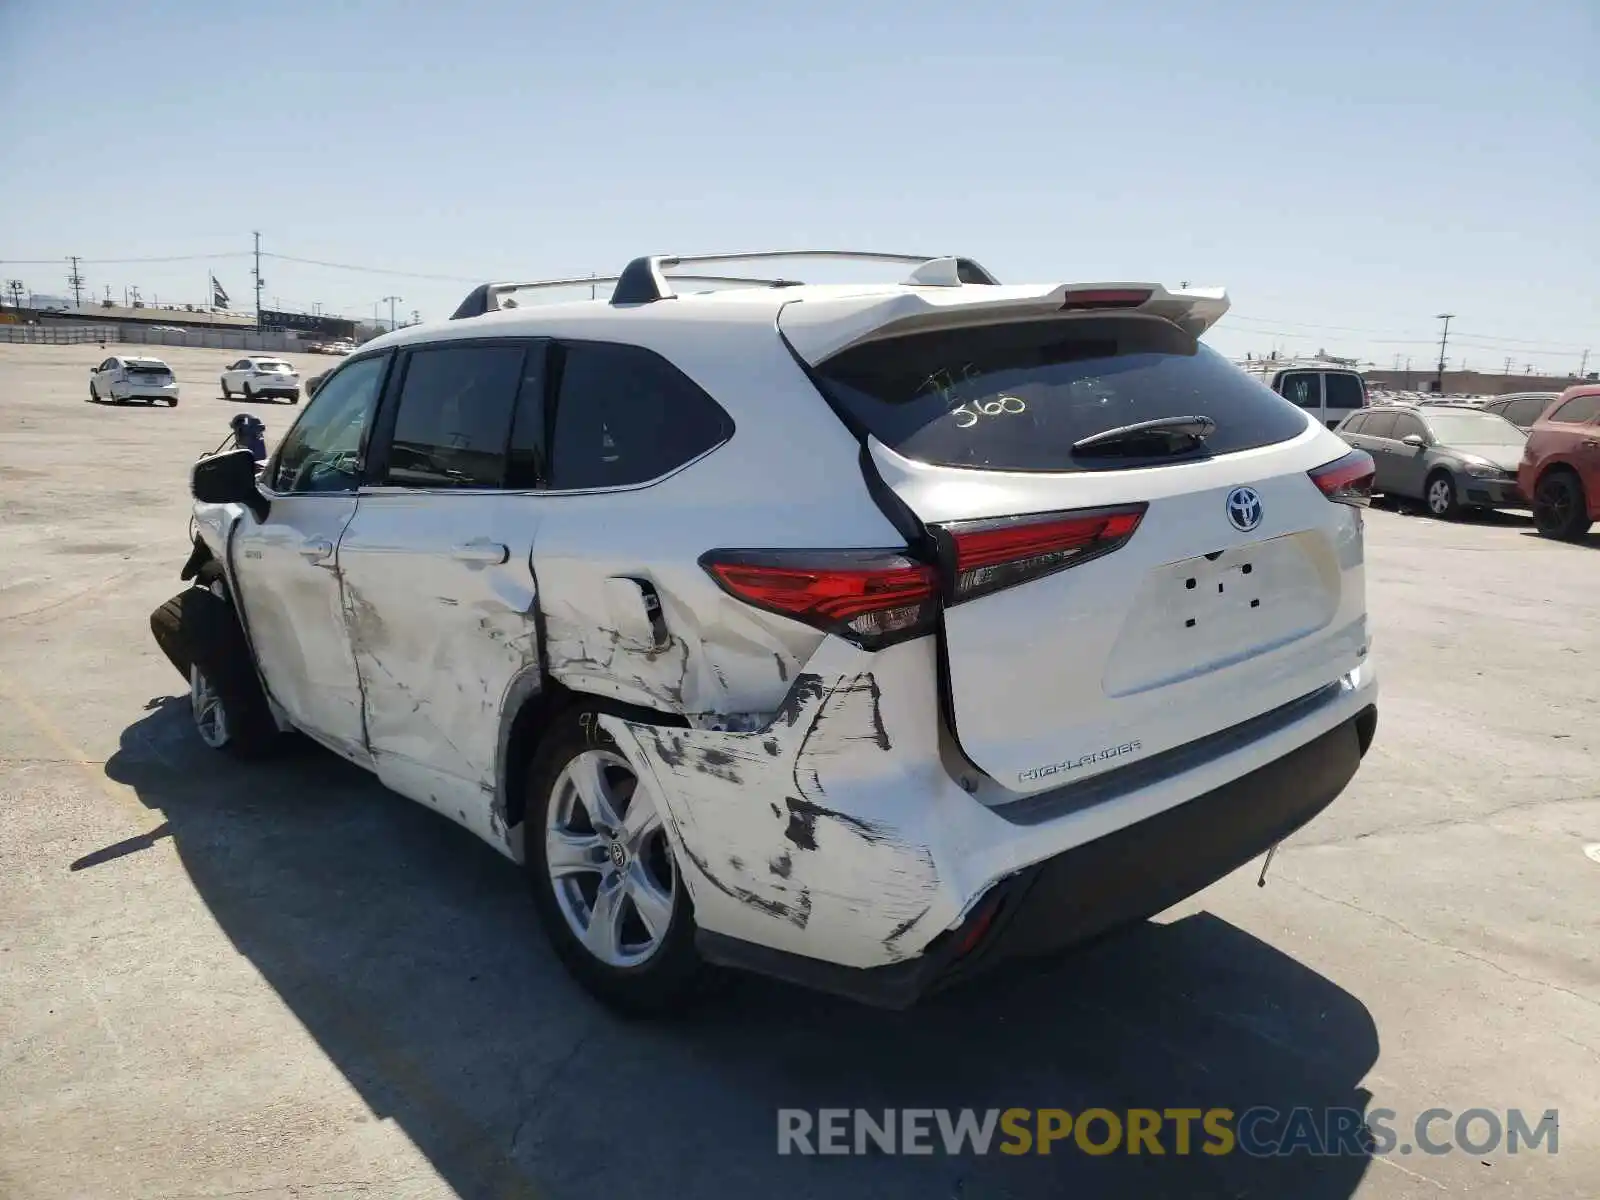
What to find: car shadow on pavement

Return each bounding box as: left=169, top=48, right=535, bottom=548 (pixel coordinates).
left=104, top=698, right=1379, bottom=1200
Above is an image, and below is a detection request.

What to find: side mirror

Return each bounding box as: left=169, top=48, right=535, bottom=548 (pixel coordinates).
left=1401, top=434, right=1427, bottom=449
left=192, top=448, right=269, bottom=521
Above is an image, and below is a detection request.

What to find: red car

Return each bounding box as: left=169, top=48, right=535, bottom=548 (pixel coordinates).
left=1519, top=384, right=1600, bottom=540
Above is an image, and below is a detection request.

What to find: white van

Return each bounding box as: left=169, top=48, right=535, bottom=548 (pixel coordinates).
left=1245, top=360, right=1369, bottom=430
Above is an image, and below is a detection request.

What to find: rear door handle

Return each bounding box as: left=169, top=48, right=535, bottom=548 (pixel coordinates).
left=298, top=538, right=334, bottom=562
left=451, top=540, right=510, bottom=565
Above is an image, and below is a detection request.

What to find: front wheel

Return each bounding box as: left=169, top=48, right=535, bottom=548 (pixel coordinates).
left=88, top=381, right=99, bottom=403
left=189, top=663, right=232, bottom=749
left=1425, top=472, right=1459, bottom=519
left=220, top=380, right=231, bottom=398
left=525, top=708, right=706, bottom=1014
left=165, top=396, right=179, bottom=407
left=243, top=383, right=254, bottom=401
left=1532, top=471, right=1592, bottom=541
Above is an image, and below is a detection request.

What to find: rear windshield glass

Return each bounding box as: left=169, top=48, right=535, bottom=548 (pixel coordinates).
left=813, top=316, right=1309, bottom=472
left=1324, top=372, right=1366, bottom=409
left=257, top=361, right=290, bottom=371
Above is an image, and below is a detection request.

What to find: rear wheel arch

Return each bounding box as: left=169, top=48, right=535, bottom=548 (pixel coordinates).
left=497, top=677, right=688, bottom=839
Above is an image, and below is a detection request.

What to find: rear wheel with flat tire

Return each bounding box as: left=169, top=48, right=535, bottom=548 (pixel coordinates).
left=1532, top=470, right=1592, bottom=541
left=524, top=707, right=706, bottom=1015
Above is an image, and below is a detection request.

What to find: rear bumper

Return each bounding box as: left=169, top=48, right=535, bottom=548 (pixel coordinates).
left=698, top=704, right=1375, bottom=1008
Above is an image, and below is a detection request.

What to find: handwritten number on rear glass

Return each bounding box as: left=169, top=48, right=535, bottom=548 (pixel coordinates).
left=918, top=363, right=1026, bottom=428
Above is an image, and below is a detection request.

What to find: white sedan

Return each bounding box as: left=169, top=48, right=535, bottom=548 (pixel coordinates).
left=220, top=357, right=301, bottom=403
left=88, top=355, right=179, bottom=406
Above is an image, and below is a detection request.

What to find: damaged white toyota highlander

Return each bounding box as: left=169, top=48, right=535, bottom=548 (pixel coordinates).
left=150, top=250, right=1379, bottom=1013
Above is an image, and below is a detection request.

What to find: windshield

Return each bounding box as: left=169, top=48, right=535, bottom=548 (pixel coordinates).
left=1424, top=410, right=1526, bottom=446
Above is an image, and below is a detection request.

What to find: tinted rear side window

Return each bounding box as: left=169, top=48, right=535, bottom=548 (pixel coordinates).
left=814, top=317, right=1308, bottom=472
left=1324, top=373, right=1366, bottom=408
left=548, top=341, right=733, bottom=490
left=1278, top=372, right=1321, bottom=409
left=385, top=344, right=525, bottom=488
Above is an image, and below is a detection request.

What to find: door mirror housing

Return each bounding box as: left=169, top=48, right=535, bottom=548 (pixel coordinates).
left=1401, top=433, right=1427, bottom=449
left=192, top=448, right=269, bottom=520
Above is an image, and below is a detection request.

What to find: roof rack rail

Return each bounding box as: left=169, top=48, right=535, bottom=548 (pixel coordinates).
left=449, top=273, right=794, bottom=320
left=447, top=250, right=1000, bottom=319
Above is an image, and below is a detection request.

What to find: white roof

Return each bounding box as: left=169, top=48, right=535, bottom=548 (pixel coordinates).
left=363, top=279, right=1230, bottom=365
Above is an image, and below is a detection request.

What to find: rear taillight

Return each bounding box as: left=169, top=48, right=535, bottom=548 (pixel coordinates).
left=1309, top=449, right=1375, bottom=507
left=1060, top=289, right=1151, bottom=311
left=932, top=503, right=1147, bottom=605
left=698, top=549, right=938, bottom=649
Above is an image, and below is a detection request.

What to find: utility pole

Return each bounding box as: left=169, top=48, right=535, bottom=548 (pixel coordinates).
left=411, top=308, right=420, bottom=326
left=1503, top=356, right=1513, bottom=375
left=66, top=256, right=85, bottom=308
left=1581, top=349, right=1591, bottom=378
left=252, top=231, right=263, bottom=328
left=4, top=279, right=23, bottom=310
left=1433, top=313, right=1454, bottom=393
left=382, top=294, right=401, bottom=330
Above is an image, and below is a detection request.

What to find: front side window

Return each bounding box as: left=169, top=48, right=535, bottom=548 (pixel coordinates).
left=1390, top=413, right=1428, bottom=442
left=269, top=354, right=388, bottom=494
left=383, top=344, right=526, bottom=488
left=548, top=341, right=733, bottom=490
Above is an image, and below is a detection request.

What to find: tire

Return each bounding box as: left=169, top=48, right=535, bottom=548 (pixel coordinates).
left=1532, top=469, right=1592, bottom=541
left=166, top=396, right=179, bottom=407
left=88, top=381, right=99, bottom=403
left=1425, top=471, right=1459, bottom=519
left=524, top=707, right=706, bottom=1015
left=148, top=580, right=279, bottom=758
left=243, top=383, right=254, bottom=401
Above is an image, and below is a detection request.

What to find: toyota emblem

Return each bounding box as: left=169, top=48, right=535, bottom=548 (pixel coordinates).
left=1225, top=486, right=1263, bottom=533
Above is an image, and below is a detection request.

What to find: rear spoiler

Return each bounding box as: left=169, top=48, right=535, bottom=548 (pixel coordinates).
left=777, top=282, right=1230, bottom=365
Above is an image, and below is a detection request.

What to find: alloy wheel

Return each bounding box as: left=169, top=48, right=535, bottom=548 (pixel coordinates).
left=189, top=664, right=230, bottom=749
left=1428, top=478, right=1453, bottom=515
left=545, top=748, right=676, bottom=968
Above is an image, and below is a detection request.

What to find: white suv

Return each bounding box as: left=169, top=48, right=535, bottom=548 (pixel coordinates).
left=220, top=357, right=301, bottom=402
left=152, top=250, right=1379, bottom=1013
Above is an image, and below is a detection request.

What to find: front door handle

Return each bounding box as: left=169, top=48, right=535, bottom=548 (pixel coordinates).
left=451, top=540, right=510, bottom=565
left=299, top=538, right=334, bottom=563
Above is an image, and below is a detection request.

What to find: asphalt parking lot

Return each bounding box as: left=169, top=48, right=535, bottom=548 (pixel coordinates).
left=1, top=340, right=1597, bottom=1200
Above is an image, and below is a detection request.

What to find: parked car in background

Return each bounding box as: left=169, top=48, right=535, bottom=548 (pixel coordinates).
left=88, top=355, right=179, bottom=406
left=1247, top=361, right=1368, bottom=430
left=153, top=250, right=1379, bottom=1014
left=1480, top=391, right=1561, bottom=430
left=1338, top=401, right=1526, bottom=518
left=1518, top=384, right=1600, bottom=541
left=220, top=357, right=301, bottom=403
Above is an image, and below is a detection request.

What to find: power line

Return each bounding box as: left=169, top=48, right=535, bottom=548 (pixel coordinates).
left=0, top=252, right=250, bottom=265
left=260, top=252, right=482, bottom=283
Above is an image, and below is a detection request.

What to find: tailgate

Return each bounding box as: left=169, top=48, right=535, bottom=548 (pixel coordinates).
left=792, top=303, right=1370, bottom=794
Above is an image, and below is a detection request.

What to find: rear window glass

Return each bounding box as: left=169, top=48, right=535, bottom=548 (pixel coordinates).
left=1324, top=373, right=1366, bottom=408
left=813, top=317, right=1309, bottom=472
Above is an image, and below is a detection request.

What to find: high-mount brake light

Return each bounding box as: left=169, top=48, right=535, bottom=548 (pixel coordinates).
left=698, top=549, right=938, bottom=649
left=1309, top=449, right=1376, bottom=507
left=1060, top=289, right=1152, bottom=311
left=932, top=504, right=1148, bottom=604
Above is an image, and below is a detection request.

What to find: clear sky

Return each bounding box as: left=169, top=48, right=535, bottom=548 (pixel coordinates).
left=2, top=0, right=1594, bottom=372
